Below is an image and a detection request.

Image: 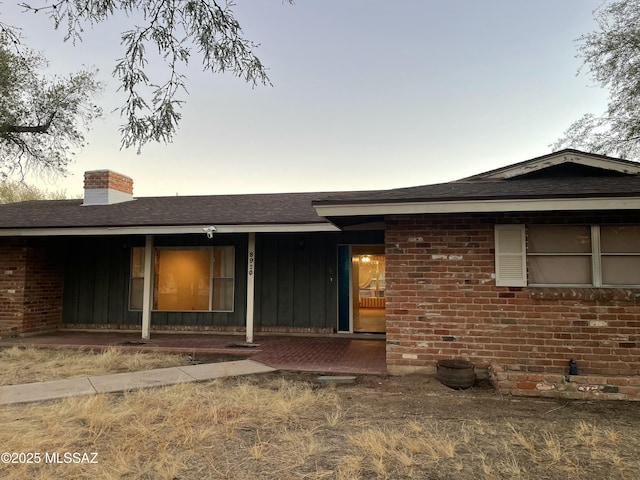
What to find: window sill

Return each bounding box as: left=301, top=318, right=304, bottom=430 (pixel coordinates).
left=529, top=287, right=640, bottom=302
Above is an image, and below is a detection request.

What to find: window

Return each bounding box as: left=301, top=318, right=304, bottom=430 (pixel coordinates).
left=155, top=249, right=212, bottom=311
left=212, top=246, right=235, bottom=311
left=528, top=225, right=592, bottom=286
left=495, top=225, right=640, bottom=288
left=129, top=246, right=235, bottom=311
left=600, top=226, right=640, bottom=286
left=129, top=247, right=145, bottom=310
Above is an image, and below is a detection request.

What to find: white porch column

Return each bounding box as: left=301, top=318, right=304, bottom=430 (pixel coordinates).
left=141, top=234, right=154, bottom=340
left=246, top=232, right=256, bottom=343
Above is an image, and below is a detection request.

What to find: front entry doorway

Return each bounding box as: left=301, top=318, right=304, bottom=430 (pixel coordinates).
left=337, top=245, right=386, bottom=333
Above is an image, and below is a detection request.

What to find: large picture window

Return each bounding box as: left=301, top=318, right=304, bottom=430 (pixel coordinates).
left=495, top=224, right=640, bottom=288
left=129, top=246, right=235, bottom=312
left=155, top=249, right=212, bottom=311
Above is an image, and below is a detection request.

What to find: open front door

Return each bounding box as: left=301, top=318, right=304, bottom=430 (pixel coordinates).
left=337, top=245, right=386, bottom=334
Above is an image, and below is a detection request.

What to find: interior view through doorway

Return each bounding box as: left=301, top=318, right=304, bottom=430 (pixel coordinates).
left=338, top=245, right=386, bottom=334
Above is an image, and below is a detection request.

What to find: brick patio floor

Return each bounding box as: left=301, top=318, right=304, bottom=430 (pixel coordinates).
left=0, top=331, right=388, bottom=375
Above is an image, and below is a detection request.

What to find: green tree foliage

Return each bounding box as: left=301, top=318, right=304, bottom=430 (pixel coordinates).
left=0, top=180, right=68, bottom=203
left=18, top=0, right=291, bottom=153
left=0, top=34, right=102, bottom=178
left=553, top=0, right=640, bottom=159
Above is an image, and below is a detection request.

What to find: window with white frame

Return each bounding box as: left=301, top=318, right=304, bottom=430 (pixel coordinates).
left=600, top=225, right=640, bottom=286
left=528, top=225, right=593, bottom=286
left=129, top=246, right=235, bottom=311
left=129, top=247, right=145, bottom=310
left=495, top=225, right=640, bottom=287
left=211, top=246, right=235, bottom=311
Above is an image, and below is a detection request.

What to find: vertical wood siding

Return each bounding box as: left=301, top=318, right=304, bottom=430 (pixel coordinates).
left=62, top=236, right=141, bottom=326
left=254, top=231, right=383, bottom=330
left=62, top=231, right=383, bottom=330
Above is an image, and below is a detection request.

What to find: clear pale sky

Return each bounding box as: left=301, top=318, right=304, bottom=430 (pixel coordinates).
left=4, top=1, right=608, bottom=197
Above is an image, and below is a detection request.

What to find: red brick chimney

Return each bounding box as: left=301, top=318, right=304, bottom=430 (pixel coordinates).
left=83, top=170, right=134, bottom=205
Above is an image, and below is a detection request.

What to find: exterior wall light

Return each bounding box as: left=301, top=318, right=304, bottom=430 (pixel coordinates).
left=202, top=226, right=217, bottom=239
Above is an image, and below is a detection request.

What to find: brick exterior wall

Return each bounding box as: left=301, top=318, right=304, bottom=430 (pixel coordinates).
left=84, top=170, right=134, bottom=194
left=0, top=239, right=64, bottom=337
left=385, top=212, right=640, bottom=400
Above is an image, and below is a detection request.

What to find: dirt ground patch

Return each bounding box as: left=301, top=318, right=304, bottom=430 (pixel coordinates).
left=2, top=366, right=640, bottom=479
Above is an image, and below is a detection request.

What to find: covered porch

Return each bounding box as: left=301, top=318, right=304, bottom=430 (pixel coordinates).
left=0, top=331, right=387, bottom=375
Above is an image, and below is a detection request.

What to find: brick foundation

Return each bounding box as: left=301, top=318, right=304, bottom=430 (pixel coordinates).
left=63, top=324, right=335, bottom=335
left=489, top=364, right=640, bottom=401
left=0, top=239, right=64, bottom=337
left=385, top=212, right=640, bottom=399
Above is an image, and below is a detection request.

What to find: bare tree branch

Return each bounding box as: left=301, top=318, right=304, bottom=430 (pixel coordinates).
left=1, top=111, right=56, bottom=134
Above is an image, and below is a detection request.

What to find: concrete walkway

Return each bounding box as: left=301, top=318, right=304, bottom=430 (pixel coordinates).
left=0, top=359, right=276, bottom=406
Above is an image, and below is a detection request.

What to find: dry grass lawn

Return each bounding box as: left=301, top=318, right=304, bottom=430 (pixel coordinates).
left=1, top=348, right=640, bottom=479
left=0, top=346, right=190, bottom=386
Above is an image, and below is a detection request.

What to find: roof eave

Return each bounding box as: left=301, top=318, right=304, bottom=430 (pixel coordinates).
left=0, top=222, right=340, bottom=237
left=314, top=196, right=640, bottom=217
left=460, top=150, right=640, bottom=180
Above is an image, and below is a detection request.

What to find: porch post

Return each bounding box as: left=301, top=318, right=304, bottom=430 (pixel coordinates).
left=141, top=234, right=154, bottom=340
left=246, top=232, right=256, bottom=343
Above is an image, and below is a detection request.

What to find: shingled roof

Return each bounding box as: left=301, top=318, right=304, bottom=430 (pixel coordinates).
left=312, top=150, right=640, bottom=225
left=313, top=175, right=640, bottom=205
left=1, top=149, right=639, bottom=235
left=314, top=150, right=640, bottom=206
left=0, top=192, right=345, bottom=232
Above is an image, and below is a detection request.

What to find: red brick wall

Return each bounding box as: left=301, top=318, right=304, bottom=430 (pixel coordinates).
left=0, top=239, right=64, bottom=337
left=84, top=170, right=133, bottom=194
left=385, top=213, right=640, bottom=392
left=0, top=239, right=27, bottom=337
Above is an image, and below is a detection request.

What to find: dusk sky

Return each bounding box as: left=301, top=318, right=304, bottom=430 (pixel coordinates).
left=4, top=1, right=608, bottom=197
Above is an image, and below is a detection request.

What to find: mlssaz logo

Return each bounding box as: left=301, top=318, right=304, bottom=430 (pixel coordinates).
left=44, top=452, right=98, bottom=464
